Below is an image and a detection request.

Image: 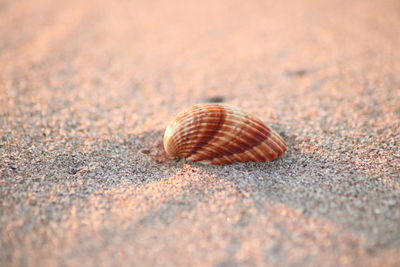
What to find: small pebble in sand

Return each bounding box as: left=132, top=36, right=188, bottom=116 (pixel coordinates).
left=284, top=69, right=310, bottom=77
left=200, top=96, right=225, bottom=103
left=139, top=148, right=151, bottom=154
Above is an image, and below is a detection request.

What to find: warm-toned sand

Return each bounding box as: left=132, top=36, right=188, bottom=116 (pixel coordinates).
left=1, top=0, right=399, bottom=266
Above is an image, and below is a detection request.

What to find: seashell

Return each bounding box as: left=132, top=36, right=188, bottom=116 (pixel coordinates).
left=163, top=104, right=286, bottom=165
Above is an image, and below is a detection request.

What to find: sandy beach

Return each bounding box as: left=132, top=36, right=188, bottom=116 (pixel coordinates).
left=1, top=0, right=399, bottom=266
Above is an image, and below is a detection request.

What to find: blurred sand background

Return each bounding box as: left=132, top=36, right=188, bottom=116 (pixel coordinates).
left=1, top=0, right=399, bottom=266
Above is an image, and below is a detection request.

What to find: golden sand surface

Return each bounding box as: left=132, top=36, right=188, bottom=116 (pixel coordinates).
left=1, top=0, right=399, bottom=266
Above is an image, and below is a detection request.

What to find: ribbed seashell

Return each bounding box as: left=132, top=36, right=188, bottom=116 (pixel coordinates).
left=163, top=104, right=286, bottom=165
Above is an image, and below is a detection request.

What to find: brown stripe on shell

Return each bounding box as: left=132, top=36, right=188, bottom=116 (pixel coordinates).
left=186, top=107, right=226, bottom=157
left=180, top=119, right=270, bottom=162
left=166, top=105, right=226, bottom=155
left=181, top=127, right=274, bottom=162
left=182, top=123, right=265, bottom=159
left=185, top=112, right=273, bottom=162
left=175, top=114, right=271, bottom=151
left=163, top=104, right=286, bottom=164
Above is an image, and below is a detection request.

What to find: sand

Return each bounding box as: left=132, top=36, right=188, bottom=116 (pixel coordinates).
left=1, top=0, right=399, bottom=266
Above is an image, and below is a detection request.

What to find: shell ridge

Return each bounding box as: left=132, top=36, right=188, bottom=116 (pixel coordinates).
left=173, top=114, right=271, bottom=150
left=202, top=119, right=272, bottom=161
left=265, top=131, right=286, bottom=155
left=176, top=117, right=273, bottom=161
left=185, top=106, right=226, bottom=158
